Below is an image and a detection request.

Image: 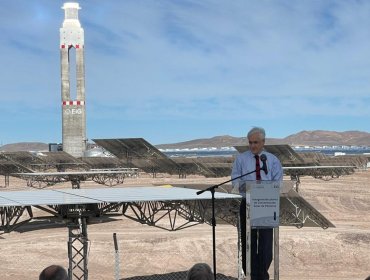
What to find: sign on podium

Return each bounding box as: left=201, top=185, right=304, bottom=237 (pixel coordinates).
left=250, top=181, right=280, bottom=228
left=232, top=180, right=280, bottom=227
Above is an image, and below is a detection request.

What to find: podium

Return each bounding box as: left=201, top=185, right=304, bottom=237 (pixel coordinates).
left=232, top=180, right=281, bottom=280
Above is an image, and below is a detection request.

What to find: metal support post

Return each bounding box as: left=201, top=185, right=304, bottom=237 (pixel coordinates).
left=237, top=214, right=244, bottom=280
left=245, top=203, right=251, bottom=280
left=68, top=217, right=89, bottom=280
left=113, top=233, right=120, bottom=280
left=5, top=175, right=9, bottom=188
left=237, top=201, right=251, bottom=280
left=274, top=227, right=279, bottom=280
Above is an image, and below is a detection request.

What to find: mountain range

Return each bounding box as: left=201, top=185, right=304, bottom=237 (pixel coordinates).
left=1, top=130, right=370, bottom=152
left=156, top=130, right=370, bottom=149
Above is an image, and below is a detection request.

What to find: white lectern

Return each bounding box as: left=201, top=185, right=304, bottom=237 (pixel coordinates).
left=233, top=180, right=281, bottom=280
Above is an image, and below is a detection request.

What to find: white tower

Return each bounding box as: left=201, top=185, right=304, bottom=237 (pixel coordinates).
left=60, top=2, right=86, bottom=157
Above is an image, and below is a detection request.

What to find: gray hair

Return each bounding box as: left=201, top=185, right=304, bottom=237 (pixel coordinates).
left=247, top=127, right=265, bottom=140
left=186, top=263, right=214, bottom=280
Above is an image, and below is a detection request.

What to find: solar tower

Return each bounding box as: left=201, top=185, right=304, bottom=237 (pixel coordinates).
left=60, top=2, right=86, bottom=157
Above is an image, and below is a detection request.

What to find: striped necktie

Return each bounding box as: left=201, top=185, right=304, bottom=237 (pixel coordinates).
left=255, top=154, right=261, bottom=180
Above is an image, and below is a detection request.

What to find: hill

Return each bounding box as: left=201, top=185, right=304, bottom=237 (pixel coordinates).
left=0, top=142, right=49, bottom=152
left=283, top=130, right=370, bottom=146
left=156, top=130, right=370, bottom=149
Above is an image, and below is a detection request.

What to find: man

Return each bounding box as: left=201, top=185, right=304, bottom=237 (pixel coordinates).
left=187, top=263, right=214, bottom=280
left=39, top=265, right=68, bottom=280
left=231, top=127, right=283, bottom=280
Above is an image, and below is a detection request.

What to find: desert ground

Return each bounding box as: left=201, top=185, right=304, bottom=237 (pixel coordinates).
left=0, top=170, right=369, bottom=280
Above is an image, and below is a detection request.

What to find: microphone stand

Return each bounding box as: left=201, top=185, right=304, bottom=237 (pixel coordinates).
left=196, top=169, right=257, bottom=280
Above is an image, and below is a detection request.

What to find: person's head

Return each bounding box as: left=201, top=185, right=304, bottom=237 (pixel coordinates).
left=247, top=127, right=265, bottom=155
left=186, top=263, right=214, bottom=280
left=39, top=265, right=68, bottom=280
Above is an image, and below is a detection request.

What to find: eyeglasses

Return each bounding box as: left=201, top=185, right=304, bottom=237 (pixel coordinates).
left=248, top=141, right=260, bottom=145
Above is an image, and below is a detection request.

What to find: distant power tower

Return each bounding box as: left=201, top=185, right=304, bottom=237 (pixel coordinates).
left=60, top=2, right=86, bottom=157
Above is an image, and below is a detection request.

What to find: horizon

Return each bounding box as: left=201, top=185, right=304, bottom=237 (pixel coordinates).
left=1, top=1, right=370, bottom=145
left=1, top=129, right=370, bottom=148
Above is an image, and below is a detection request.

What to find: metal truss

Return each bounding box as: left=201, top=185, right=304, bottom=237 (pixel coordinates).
left=280, top=196, right=333, bottom=229
left=120, top=197, right=240, bottom=231
left=68, top=216, right=89, bottom=280
left=284, top=166, right=355, bottom=183
left=312, top=167, right=355, bottom=181
left=90, top=173, right=125, bottom=187
left=0, top=193, right=333, bottom=235
left=0, top=206, right=33, bottom=232
left=121, top=200, right=209, bottom=231
left=26, top=176, right=62, bottom=188
left=15, top=170, right=137, bottom=189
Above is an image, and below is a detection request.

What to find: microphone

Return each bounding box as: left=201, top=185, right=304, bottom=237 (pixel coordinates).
left=260, top=154, right=268, bottom=174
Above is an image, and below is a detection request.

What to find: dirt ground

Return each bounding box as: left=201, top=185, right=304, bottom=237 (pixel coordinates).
left=0, top=171, right=369, bottom=280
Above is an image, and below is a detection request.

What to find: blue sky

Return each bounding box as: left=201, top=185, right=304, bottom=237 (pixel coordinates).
left=1, top=0, right=370, bottom=145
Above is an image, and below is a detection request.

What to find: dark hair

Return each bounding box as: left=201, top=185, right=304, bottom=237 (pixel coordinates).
left=186, top=263, right=214, bottom=280
left=39, top=265, right=68, bottom=280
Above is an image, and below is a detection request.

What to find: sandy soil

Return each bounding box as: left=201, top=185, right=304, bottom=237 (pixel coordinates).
left=0, top=171, right=369, bottom=280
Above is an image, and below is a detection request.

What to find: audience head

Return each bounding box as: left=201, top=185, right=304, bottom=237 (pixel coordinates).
left=39, top=265, right=68, bottom=280
left=187, top=263, right=214, bottom=280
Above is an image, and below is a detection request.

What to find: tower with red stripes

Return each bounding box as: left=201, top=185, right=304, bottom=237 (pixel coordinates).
left=60, top=2, right=86, bottom=157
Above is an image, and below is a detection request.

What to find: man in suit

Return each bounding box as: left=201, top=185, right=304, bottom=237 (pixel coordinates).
left=231, top=127, right=283, bottom=280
